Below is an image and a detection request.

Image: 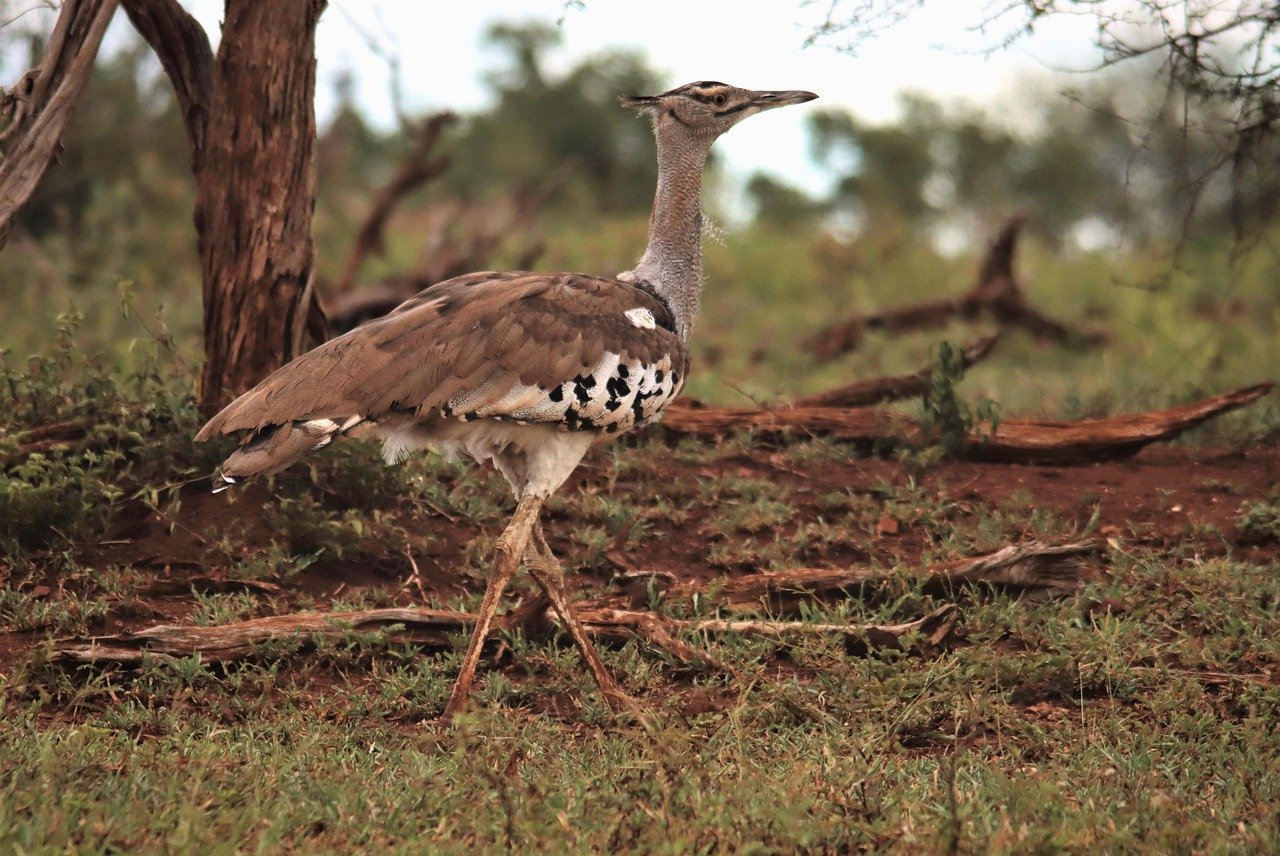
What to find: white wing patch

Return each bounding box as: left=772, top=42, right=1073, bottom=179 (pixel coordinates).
left=624, top=307, right=656, bottom=329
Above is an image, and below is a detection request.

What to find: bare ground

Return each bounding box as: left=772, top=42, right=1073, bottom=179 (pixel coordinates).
left=4, top=441, right=1276, bottom=674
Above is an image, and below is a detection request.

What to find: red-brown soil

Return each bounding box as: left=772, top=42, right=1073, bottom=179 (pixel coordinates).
left=3, top=442, right=1277, bottom=671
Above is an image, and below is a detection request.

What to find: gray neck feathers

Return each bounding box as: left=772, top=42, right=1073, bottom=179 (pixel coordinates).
left=631, top=124, right=714, bottom=342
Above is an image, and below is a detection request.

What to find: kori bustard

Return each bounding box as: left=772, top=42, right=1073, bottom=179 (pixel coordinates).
left=197, top=81, right=817, bottom=723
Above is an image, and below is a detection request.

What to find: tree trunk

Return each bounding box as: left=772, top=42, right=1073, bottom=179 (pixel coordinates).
left=195, top=0, right=327, bottom=414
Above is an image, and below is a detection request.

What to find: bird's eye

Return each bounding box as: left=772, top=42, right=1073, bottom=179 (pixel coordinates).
left=712, top=94, right=727, bottom=107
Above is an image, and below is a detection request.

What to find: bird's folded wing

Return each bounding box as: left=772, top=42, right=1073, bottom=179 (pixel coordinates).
left=196, top=271, right=689, bottom=440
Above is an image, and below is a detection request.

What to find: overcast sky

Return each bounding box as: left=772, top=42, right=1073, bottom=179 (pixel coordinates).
left=171, top=1, right=1100, bottom=197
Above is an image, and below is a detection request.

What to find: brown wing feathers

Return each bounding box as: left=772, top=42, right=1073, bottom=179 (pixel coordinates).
left=197, top=272, right=687, bottom=456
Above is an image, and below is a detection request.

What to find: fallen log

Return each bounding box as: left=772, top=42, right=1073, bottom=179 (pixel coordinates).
left=802, top=217, right=1106, bottom=361
left=662, top=383, right=1273, bottom=465
left=792, top=335, right=998, bottom=408
left=49, top=541, right=1092, bottom=669
left=50, top=604, right=959, bottom=670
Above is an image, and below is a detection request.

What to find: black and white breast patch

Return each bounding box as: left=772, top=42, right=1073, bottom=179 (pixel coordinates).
left=440, top=351, right=683, bottom=434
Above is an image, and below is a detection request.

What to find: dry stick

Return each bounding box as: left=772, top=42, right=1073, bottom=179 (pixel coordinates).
left=50, top=541, right=1094, bottom=669
left=325, top=164, right=571, bottom=333
left=650, top=539, right=1102, bottom=613
left=0, top=0, right=120, bottom=251
left=580, top=604, right=959, bottom=655
left=50, top=605, right=956, bottom=670
left=792, top=334, right=998, bottom=408
left=661, top=383, right=1274, bottom=465
left=332, top=111, right=458, bottom=295
left=802, top=217, right=1107, bottom=361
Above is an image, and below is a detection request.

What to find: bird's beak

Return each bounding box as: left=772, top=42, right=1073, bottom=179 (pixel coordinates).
left=749, top=90, right=819, bottom=111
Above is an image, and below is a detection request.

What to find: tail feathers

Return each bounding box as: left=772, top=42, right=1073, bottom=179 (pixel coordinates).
left=210, top=416, right=364, bottom=493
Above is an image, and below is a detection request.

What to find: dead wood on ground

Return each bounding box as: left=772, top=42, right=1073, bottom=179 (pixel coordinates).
left=792, top=335, right=998, bottom=408
left=662, top=383, right=1274, bottom=464
left=50, top=541, right=1094, bottom=669
left=49, top=603, right=957, bottom=670
left=647, top=539, right=1102, bottom=612
left=802, top=217, right=1107, bottom=361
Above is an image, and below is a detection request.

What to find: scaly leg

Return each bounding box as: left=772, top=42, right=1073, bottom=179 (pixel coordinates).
left=441, top=494, right=543, bottom=725
left=525, top=521, right=648, bottom=723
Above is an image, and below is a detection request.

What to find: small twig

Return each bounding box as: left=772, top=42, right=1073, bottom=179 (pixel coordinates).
left=793, top=335, right=999, bottom=408
left=401, top=544, right=428, bottom=600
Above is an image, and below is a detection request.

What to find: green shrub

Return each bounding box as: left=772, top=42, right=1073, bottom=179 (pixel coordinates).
left=0, top=453, right=122, bottom=552
left=1237, top=501, right=1280, bottom=542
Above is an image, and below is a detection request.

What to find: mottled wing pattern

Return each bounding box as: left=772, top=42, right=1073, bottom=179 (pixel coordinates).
left=197, top=272, right=689, bottom=477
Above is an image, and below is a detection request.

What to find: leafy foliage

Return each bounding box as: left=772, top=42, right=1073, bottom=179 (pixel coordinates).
left=443, top=21, right=668, bottom=215
left=917, top=340, right=1000, bottom=456
left=1237, top=501, right=1280, bottom=542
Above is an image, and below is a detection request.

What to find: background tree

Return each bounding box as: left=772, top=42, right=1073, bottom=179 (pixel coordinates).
left=796, top=71, right=1236, bottom=248
left=118, top=0, right=328, bottom=415
left=0, top=0, right=118, bottom=251
left=804, top=0, right=1280, bottom=238
left=444, top=21, right=666, bottom=215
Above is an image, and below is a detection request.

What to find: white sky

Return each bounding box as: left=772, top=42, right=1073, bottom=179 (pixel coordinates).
left=176, top=1, right=1100, bottom=196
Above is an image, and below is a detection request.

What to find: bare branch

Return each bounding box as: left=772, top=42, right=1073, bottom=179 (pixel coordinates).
left=119, top=0, right=213, bottom=171
left=793, top=335, right=998, bottom=408
left=50, top=539, right=1100, bottom=669
left=0, top=0, right=119, bottom=251
left=802, top=217, right=1106, bottom=360
left=333, top=111, right=458, bottom=295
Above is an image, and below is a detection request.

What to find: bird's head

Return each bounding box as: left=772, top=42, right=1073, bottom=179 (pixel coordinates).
left=621, top=81, right=817, bottom=140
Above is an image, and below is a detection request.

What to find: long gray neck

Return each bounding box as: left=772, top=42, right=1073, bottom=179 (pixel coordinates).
left=631, top=126, right=714, bottom=342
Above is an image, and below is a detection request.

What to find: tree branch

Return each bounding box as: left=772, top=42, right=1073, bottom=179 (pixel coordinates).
left=119, top=0, right=214, bottom=172
left=802, top=217, right=1107, bottom=361
left=48, top=541, right=1094, bottom=669
left=793, top=335, right=998, bottom=408
left=0, top=0, right=120, bottom=251
left=333, top=111, right=457, bottom=295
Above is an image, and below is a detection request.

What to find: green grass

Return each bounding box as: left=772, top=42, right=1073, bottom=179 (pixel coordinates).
left=3, top=546, right=1279, bottom=853
left=2, top=194, right=1279, bottom=853
left=3, top=213, right=1278, bottom=428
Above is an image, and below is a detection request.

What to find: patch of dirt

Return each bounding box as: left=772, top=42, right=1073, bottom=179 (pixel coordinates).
left=2, top=442, right=1277, bottom=674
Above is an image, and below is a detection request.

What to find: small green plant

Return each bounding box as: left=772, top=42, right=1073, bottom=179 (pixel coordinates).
left=0, top=453, right=123, bottom=552
left=1236, top=501, right=1280, bottom=541
left=919, top=340, right=1000, bottom=456
left=190, top=591, right=262, bottom=626
left=267, top=494, right=371, bottom=559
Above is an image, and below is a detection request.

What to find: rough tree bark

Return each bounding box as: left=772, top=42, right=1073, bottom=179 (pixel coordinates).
left=121, top=0, right=328, bottom=415
left=0, top=0, right=120, bottom=252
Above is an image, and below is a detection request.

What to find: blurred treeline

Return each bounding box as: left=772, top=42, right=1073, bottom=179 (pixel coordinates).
left=2, top=21, right=1276, bottom=415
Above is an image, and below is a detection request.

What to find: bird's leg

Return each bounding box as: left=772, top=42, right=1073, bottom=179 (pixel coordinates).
left=441, top=493, right=543, bottom=725
left=525, top=520, right=647, bottom=722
